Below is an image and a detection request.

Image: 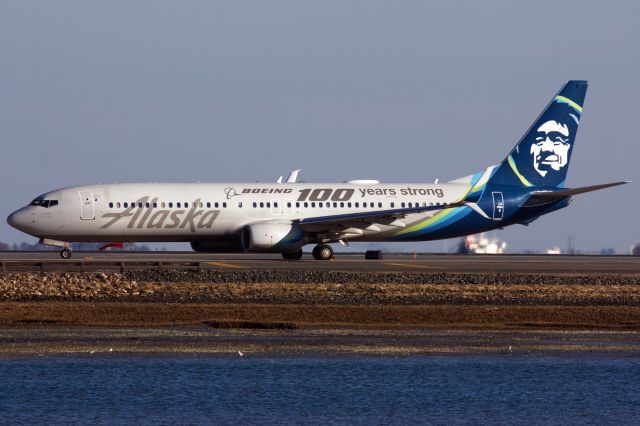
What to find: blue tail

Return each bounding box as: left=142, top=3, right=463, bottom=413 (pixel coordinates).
left=489, top=80, right=588, bottom=188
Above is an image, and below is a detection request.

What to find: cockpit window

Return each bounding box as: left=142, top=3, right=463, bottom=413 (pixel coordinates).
left=30, top=198, right=59, bottom=208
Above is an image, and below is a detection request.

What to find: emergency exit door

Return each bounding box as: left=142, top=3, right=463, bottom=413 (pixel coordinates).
left=79, top=191, right=95, bottom=220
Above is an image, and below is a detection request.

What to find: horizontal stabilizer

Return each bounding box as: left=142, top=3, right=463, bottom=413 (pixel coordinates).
left=530, top=181, right=630, bottom=201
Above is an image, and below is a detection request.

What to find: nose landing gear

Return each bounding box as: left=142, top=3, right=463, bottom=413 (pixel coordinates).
left=312, top=244, right=334, bottom=260
left=39, top=238, right=73, bottom=259
left=60, top=248, right=73, bottom=259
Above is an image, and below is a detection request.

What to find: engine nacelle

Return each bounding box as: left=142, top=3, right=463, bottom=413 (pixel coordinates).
left=241, top=223, right=305, bottom=253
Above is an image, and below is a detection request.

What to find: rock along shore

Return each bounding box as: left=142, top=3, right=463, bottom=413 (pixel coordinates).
left=0, top=270, right=639, bottom=306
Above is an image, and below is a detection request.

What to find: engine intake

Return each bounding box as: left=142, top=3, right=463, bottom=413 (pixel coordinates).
left=241, top=223, right=304, bottom=253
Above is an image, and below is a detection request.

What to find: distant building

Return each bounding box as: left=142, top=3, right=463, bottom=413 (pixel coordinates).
left=458, top=234, right=507, bottom=254
left=632, top=244, right=640, bottom=256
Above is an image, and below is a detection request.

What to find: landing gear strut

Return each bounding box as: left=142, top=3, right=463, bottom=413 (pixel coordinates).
left=282, top=249, right=303, bottom=260
left=312, top=244, right=334, bottom=260
left=60, top=248, right=73, bottom=259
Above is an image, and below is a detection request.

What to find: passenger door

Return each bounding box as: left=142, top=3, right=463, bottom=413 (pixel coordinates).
left=79, top=191, right=95, bottom=220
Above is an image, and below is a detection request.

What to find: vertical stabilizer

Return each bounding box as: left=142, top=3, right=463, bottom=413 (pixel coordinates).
left=489, top=80, right=588, bottom=188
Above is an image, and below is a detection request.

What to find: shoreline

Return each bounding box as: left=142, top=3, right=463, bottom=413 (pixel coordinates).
left=1, top=270, right=639, bottom=356
left=1, top=325, right=639, bottom=358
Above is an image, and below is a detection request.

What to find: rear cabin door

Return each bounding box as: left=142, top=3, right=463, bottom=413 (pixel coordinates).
left=79, top=191, right=95, bottom=220
left=492, top=191, right=504, bottom=221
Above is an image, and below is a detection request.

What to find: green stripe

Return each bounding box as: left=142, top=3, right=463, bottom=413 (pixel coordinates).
left=508, top=155, right=533, bottom=187
left=555, top=95, right=583, bottom=113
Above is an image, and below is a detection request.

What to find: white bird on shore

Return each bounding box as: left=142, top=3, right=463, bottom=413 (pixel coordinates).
left=238, top=351, right=244, bottom=357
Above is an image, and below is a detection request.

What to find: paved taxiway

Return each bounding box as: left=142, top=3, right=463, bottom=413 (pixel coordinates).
left=0, top=252, right=639, bottom=273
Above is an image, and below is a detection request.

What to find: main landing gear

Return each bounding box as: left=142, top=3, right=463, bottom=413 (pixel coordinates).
left=280, top=245, right=334, bottom=260
left=312, top=244, right=334, bottom=261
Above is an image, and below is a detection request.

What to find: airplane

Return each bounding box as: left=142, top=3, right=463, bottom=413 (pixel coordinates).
left=7, top=80, right=629, bottom=260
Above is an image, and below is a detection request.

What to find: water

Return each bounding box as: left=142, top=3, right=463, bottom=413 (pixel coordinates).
left=1, top=355, right=639, bottom=425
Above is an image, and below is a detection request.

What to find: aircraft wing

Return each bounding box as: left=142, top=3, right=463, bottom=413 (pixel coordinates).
left=529, top=181, right=630, bottom=201
left=293, top=201, right=466, bottom=232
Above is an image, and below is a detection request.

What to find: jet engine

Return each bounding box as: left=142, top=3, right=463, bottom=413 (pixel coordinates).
left=241, top=223, right=305, bottom=252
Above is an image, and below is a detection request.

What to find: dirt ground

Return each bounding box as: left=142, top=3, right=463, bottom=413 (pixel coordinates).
left=2, top=302, right=640, bottom=330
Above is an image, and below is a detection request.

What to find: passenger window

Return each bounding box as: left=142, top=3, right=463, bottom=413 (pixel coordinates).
left=347, top=202, right=352, bottom=208
left=311, top=202, right=315, bottom=208
left=401, top=202, right=406, bottom=208
left=185, top=202, right=189, bottom=208
left=378, top=202, right=382, bottom=208
left=177, top=203, right=181, bottom=208
left=153, top=203, right=157, bottom=208
left=340, top=202, right=344, bottom=208
left=238, top=202, right=242, bottom=208
left=319, top=202, right=323, bottom=208
left=304, top=202, right=308, bottom=208
left=260, top=202, right=264, bottom=208
left=109, top=202, right=114, bottom=208
left=333, top=202, right=338, bottom=208
left=296, top=202, right=300, bottom=208
left=215, top=202, right=219, bottom=208
left=267, top=202, right=271, bottom=208
left=390, top=202, right=395, bottom=208
left=169, top=202, right=173, bottom=208
left=124, top=202, right=129, bottom=208
left=253, top=202, right=257, bottom=208
left=206, top=202, right=211, bottom=208
left=287, top=202, right=292, bottom=208
left=274, top=202, right=278, bottom=208
left=223, top=202, right=227, bottom=208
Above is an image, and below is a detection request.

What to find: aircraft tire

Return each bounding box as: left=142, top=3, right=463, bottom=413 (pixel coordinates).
left=60, top=248, right=72, bottom=259
left=282, top=249, right=303, bottom=260
left=312, top=244, right=333, bottom=260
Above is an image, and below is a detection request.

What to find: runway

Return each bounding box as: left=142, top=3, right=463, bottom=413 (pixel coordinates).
left=0, top=251, right=639, bottom=274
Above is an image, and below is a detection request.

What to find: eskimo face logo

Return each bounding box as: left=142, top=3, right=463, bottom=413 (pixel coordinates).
left=530, top=120, right=571, bottom=177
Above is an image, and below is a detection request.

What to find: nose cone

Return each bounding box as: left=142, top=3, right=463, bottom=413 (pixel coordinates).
left=7, top=208, right=29, bottom=232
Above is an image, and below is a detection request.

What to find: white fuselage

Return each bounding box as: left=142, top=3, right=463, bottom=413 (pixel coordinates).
left=8, top=182, right=468, bottom=244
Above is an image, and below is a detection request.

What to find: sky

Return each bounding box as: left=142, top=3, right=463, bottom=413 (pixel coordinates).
left=1, top=1, right=638, bottom=253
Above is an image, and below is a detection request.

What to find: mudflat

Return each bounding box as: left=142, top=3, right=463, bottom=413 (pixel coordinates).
left=1, top=270, right=639, bottom=355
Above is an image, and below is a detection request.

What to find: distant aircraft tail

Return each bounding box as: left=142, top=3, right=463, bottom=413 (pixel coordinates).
left=488, top=80, right=588, bottom=188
